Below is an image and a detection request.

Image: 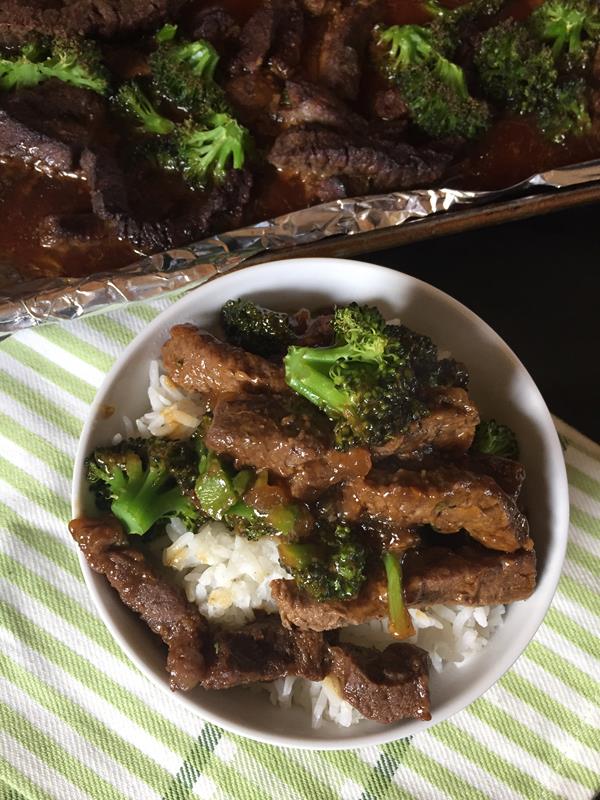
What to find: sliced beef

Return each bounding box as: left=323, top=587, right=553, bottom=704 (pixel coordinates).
left=38, top=213, right=112, bottom=247
left=162, top=325, right=287, bottom=399
left=372, top=86, right=409, bottom=122
left=461, top=453, right=526, bottom=501
left=205, top=393, right=372, bottom=499
left=341, top=465, right=532, bottom=552
left=272, top=544, right=536, bottom=630
left=0, top=80, right=106, bottom=175
left=225, top=72, right=281, bottom=131
left=402, top=545, right=536, bottom=606
left=69, top=516, right=208, bottom=691
left=329, top=642, right=431, bottom=723
left=201, top=616, right=328, bottom=689
left=279, top=79, right=368, bottom=134
left=372, top=388, right=480, bottom=459
left=272, top=572, right=388, bottom=630
left=189, top=6, right=240, bottom=49
left=314, top=1, right=379, bottom=100
left=230, top=0, right=304, bottom=79
left=268, top=128, right=450, bottom=194
left=0, top=0, right=186, bottom=46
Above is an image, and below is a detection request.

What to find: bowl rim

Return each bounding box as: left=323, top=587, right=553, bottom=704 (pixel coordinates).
left=71, top=257, right=569, bottom=750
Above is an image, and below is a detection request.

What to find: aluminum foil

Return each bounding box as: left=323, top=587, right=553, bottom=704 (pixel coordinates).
left=2, top=158, right=600, bottom=333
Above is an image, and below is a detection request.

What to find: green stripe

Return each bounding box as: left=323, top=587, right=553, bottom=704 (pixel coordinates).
left=570, top=505, right=600, bottom=539
left=236, top=737, right=338, bottom=800
left=0, top=601, right=194, bottom=756
left=35, top=324, right=114, bottom=373
left=470, top=698, right=599, bottom=790
left=84, top=314, right=136, bottom=349
left=127, top=303, right=161, bottom=323
left=558, top=574, right=600, bottom=619
left=545, top=608, right=600, bottom=658
left=0, top=454, right=70, bottom=518
left=402, top=744, right=489, bottom=800
left=0, top=338, right=95, bottom=404
left=320, top=750, right=376, bottom=788
left=567, top=542, right=600, bottom=579
left=566, top=464, right=600, bottom=501
left=0, top=369, right=82, bottom=440
left=500, top=671, right=600, bottom=752
left=361, top=742, right=414, bottom=800
left=524, top=641, right=600, bottom=708
left=0, top=552, right=124, bottom=661
left=162, top=723, right=221, bottom=800
left=431, top=721, right=560, bottom=800
left=0, top=701, right=130, bottom=800
left=0, top=500, right=81, bottom=580
left=0, top=651, right=170, bottom=795
left=202, top=745, right=272, bottom=800
left=0, top=756, right=56, bottom=800
left=0, top=411, right=71, bottom=479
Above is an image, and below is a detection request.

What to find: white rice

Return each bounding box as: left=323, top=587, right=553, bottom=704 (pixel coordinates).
left=129, top=358, right=506, bottom=727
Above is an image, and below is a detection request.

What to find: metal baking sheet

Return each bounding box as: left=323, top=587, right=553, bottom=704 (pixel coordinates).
left=1, top=158, right=600, bottom=333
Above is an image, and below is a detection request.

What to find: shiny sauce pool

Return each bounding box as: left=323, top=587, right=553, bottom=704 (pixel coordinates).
left=0, top=0, right=598, bottom=291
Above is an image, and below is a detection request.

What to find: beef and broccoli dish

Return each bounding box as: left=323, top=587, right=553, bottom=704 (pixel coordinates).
left=1, top=0, right=600, bottom=289
left=70, top=300, right=536, bottom=726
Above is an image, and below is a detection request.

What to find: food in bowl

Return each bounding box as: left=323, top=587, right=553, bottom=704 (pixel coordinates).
left=2, top=0, right=600, bottom=287
left=69, top=299, right=536, bottom=727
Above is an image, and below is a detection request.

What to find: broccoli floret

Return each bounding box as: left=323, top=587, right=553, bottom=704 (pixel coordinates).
left=0, top=36, right=108, bottom=94
left=472, top=419, right=519, bottom=460
left=426, top=0, right=506, bottom=51
left=376, top=23, right=490, bottom=139
left=386, top=323, right=469, bottom=388
left=150, top=24, right=224, bottom=116
left=115, top=82, right=175, bottom=135
left=279, top=523, right=367, bottom=601
left=529, top=0, right=600, bottom=60
left=221, top=299, right=296, bottom=358
left=164, top=114, right=248, bottom=188
left=474, top=19, right=591, bottom=142
left=285, top=303, right=431, bottom=449
left=87, top=437, right=199, bottom=535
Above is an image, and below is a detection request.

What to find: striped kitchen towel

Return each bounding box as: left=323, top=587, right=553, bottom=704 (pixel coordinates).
left=0, top=296, right=598, bottom=800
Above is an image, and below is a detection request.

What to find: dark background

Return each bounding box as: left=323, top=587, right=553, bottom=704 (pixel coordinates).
left=361, top=202, right=600, bottom=443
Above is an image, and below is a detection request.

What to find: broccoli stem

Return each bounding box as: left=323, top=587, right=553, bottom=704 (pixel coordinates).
left=284, top=347, right=348, bottom=416
left=383, top=552, right=414, bottom=640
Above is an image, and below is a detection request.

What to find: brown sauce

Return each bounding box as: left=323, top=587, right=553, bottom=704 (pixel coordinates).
left=0, top=0, right=598, bottom=291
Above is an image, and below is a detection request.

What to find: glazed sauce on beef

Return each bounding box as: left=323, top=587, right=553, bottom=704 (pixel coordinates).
left=0, top=0, right=599, bottom=289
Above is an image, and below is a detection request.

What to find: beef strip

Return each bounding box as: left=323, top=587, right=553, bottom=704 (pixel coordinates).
left=268, top=128, right=451, bottom=194
left=162, top=325, right=288, bottom=399
left=0, top=80, right=107, bottom=175
left=278, top=79, right=368, bottom=134
left=189, top=6, right=240, bottom=49
left=314, top=1, right=380, bottom=100
left=205, top=393, right=372, bottom=499
left=0, top=0, right=186, bottom=46
left=201, top=615, right=328, bottom=689
left=230, top=0, right=304, bottom=79
left=372, top=86, right=409, bottom=122
left=461, top=453, right=526, bottom=501
left=329, top=642, right=431, bottom=723
left=340, top=465, right=532, bottom=552
left=69, top=516, right=208, bottom=691
left=372, top=388, right=480, bottom=459
left=271, top=545, right=536, bottom=630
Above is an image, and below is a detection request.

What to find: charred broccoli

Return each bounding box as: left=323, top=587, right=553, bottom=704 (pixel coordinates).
left=285, top=303, right=433, bottom=449
left=376, top=23, right=490, bottom=139
left=279, top=523, right=367, bottom=601
left=472, top=419, right=519, bottom=460
left=386, top=323, right=469, bottom=388
left=86, top=437, right=199, bottom=535
left=529, top=0, right=600, bottom=60
left=150, top=23, right=225, bottom=116
left=0, top=36, right=108, bottom=94
left=115, top=82, right=175, bottom=135
left=221, top=299, right=296, bottom=358
left=474, top=19, right=590, bottom=141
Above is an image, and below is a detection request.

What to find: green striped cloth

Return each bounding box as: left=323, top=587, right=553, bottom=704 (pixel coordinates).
left=0, top=295, right=599, bottom=800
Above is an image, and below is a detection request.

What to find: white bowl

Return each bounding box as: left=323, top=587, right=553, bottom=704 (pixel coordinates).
left=72, top=257, right=568, bottom=749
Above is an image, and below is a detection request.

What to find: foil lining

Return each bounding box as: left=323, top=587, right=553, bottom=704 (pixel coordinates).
left=1, top=158, right=600, bottom=333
